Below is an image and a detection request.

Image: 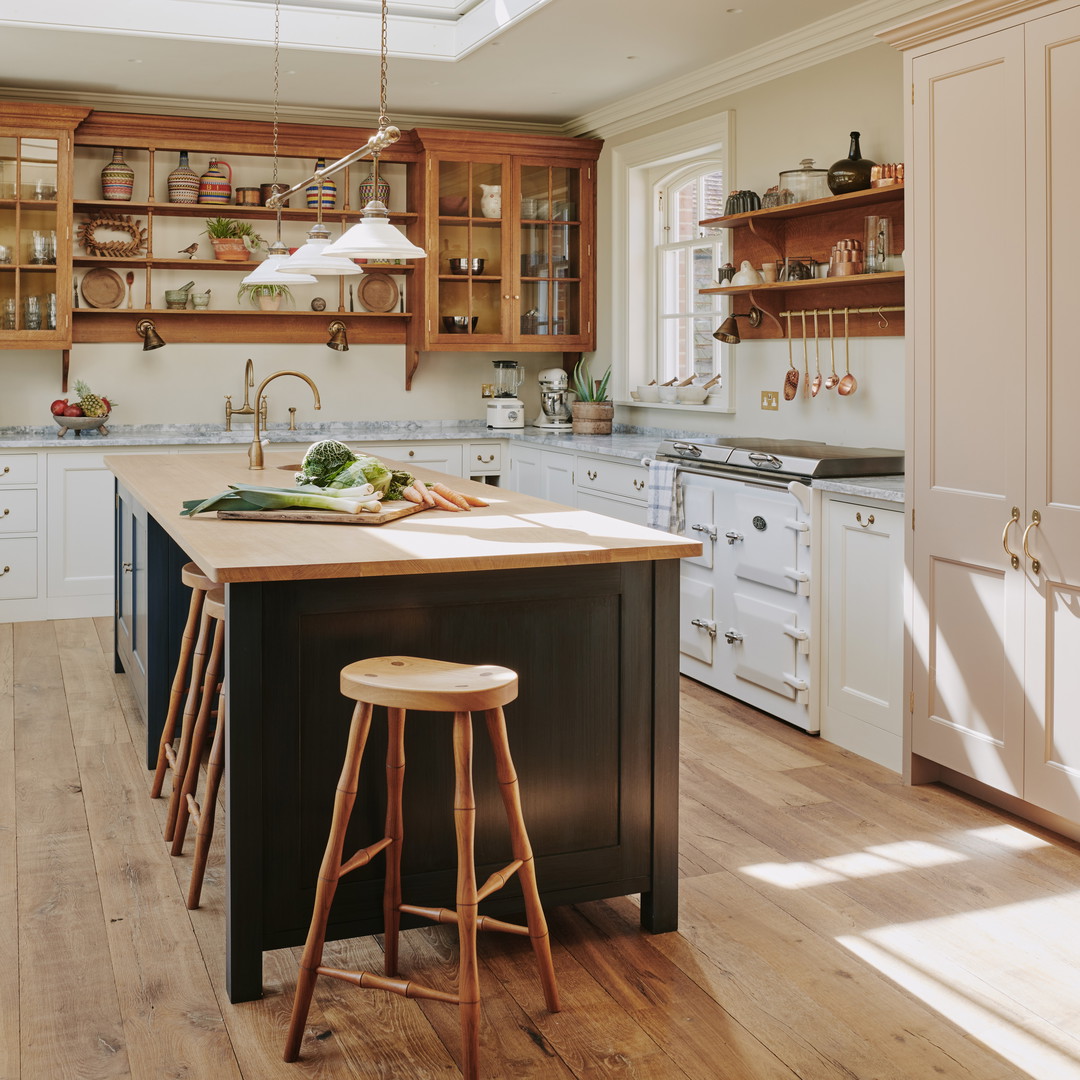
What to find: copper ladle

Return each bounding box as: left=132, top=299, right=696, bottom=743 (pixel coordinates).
left=838, top=307, right=858, bottom=395
left=783, top=315, right=799, bottom=400
left=825, top=309, right=840, bottom=389
left=811, top=310, right=822, bottom=397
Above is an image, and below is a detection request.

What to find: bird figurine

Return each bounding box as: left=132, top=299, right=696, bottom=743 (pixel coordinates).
left=177, top=242, right=199, bottom=258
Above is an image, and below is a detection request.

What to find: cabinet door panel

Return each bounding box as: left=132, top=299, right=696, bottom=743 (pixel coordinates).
left=47, top=452, right=114, bottom=597
left=1024, top=7, right=1080, bottom=821
left=910, top=27, right=1028, bottom=786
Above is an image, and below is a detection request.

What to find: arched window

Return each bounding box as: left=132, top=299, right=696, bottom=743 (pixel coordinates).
left=655, top=165, right=726, bottom=386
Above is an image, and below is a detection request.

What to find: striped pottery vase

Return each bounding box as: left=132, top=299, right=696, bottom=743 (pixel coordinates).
left=305, top=158, right=337, bottom=210
left=358, top=165, right=390, bottom=208
left=198, top=158, right=232, bottom=205
left=167, top=151, right=200, bottom=204
left=100, top=148, right=134, bottom=201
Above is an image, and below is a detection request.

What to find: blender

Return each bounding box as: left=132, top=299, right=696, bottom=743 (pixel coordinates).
left=486, top=359, right=525, bottom=429
left=533, top=367, right=573, bottom=429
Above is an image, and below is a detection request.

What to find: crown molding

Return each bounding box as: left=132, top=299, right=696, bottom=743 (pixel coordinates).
left=876, top=0, right=1054, bottom=47
left=0, top=84, right=565, bottom=135
left=566, top=0, right=952, bottom=139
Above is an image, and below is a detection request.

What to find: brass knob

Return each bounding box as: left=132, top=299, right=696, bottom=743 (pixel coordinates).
left=408, top=450, right=415, bottom=457
left=1, top=508, right=8, bottom=516
left=1, top=466, right=8, bottom=475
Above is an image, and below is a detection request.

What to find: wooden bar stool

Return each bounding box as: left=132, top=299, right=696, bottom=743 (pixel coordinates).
left=284, top=655, right=561, bottom=1080
left=150, top=563, right=218, bottom=840
left=175, top=589, right=227, bottom=908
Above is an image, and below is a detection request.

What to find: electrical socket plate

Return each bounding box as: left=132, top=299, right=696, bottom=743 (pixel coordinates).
left=761, top=390, right=779, bottom=410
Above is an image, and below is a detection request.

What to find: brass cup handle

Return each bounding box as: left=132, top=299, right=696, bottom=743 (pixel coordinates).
left=856, top=512, right=874, bottom=528
left=1022, top=509, right=1041, bottom=575
left=1002, top=506, right=1021, bottom=570
left=0, top=565, right=9, bottom=576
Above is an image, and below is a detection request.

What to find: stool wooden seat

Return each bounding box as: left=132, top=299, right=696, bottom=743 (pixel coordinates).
left=175, top=588, right=227, bottom=909
left=151, top=563, right=216, bottom=840
left=284, top=655, right=560, bottom=1080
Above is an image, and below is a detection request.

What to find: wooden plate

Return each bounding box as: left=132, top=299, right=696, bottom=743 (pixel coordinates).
left=357, top=272, right=399, bottom=313
left=81, top=267, right=125, bottom=309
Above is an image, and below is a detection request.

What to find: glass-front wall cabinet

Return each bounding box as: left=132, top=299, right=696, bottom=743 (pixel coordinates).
left=0, top=133, right=71, bottom=347
left=424, top=140, right=597, bottom=351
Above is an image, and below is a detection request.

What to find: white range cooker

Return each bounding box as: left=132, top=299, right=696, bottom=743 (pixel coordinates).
left=655, top=437, right=904, bottom=732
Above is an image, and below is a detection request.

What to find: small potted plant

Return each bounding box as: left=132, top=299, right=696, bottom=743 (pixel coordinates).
left=571, top=354, right=613, bottom=434
left=204, top=217, right=264, bottom=261
left=237, top=281, right=293, bottom=311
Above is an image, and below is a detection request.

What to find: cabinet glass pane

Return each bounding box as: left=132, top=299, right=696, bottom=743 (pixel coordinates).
left=439, top=278, right=502, bottom=335
left=520, top=165, right=580, bottom=221
left=21, top=138, right=57, bottom=201
left=521, top=223, right=579, bottom=279
left=0, top=137, right=16, bottom=198
left=438, top=160, right=501, bottom=219
left=520, top=281, right=579, bottom=336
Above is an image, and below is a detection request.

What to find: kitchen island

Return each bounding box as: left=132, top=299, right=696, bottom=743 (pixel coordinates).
left=106, top=450, right=700, bottom=1003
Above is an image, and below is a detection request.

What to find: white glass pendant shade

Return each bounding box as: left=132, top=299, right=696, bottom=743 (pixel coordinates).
left=278, top=223, right=363, bottom=277
left=322, top=200, right=427, bottom=260
left=241, top=240, right=317, bottom=285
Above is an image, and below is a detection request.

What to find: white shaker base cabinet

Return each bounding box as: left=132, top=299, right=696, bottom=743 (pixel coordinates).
left=816, top=495, right=904, bottom=772
left=890, top=0, right=1080, bottom=827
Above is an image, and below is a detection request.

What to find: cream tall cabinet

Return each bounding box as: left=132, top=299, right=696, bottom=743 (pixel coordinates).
left=887, top=0, right=1080, bottom=826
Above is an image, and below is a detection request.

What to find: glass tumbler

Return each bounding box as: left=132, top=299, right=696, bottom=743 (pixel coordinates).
left=45, top=292, right=57, bottom=330
left=2, top=298, right=16, bottom=330
left=864, top=216, right=892, bottom=274
left=23, top=295, right=41, bottom=330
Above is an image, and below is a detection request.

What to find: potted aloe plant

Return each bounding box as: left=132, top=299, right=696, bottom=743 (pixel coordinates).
left=204, top=217, right=264, bottom=261
left=571, top=354, right=613, bottom=434
left=237, top=281, right=293, bottom=311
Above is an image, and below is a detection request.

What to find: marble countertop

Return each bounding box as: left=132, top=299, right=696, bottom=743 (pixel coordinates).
left=813, top=475, right=905, bottom=503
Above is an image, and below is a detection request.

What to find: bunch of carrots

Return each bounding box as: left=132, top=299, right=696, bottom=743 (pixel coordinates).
left=400, top=480, right=488, bottom=512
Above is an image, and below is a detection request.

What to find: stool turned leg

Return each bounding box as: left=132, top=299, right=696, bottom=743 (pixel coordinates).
left=164, top=607, right=214, bottom=843
left=172, top=618, right=224, bottom=856
left=453, top=711, right=481, bottom=1080
left=485, top=707, right=561, bottom=1014
left=284, top=701, right=375, bottom=1063
left=383, top=707, right=406, bottom=977
left=152, top=586, right=203, bottom=799
left=186, top=690, right=225, bottom=909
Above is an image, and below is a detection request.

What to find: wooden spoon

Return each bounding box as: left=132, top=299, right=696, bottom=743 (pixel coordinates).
left=783, top=316, right=799, bottom=400
left=811, top=310, right=822, bottom=397
left=824, top=309, right=840, bottom=390
left=838, top=308, right=858, bottom=395
left=125, top=271, right=134, bottom=309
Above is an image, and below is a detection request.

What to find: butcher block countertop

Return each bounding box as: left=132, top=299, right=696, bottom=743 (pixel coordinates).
left=106, top=450, right=701, bottom=584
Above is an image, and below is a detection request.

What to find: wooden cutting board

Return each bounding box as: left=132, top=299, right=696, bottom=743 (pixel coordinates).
left=217, top=499, right=428, bottom=525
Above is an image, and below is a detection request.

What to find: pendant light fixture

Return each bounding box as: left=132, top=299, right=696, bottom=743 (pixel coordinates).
left=323, top=0, right=426, bottom=262
left=278, top=203, right=362, bottom=277
left=242, top=0, right=317, bottom=287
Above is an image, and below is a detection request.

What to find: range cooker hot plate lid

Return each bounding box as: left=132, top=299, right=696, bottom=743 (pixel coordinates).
left=657, top=437, right=904, bottom=478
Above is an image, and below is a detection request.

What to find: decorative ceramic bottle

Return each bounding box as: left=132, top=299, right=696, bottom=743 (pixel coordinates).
left=827, top=132, right=876, bottom=195
left=198, top=158, right=233, bottom=205
left=358, top=164, right=390, bottom=208
left=305, top=158, right=337, bottom=210
left=101, top=148, right=135, bottom=201
left=167, top=151, right=200, bottom=203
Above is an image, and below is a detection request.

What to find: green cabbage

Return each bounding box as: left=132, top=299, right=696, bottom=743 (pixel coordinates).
left=296, top=440, right=357, bottom=486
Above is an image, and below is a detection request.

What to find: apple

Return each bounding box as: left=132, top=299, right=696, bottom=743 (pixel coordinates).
left=62, top=404, right=84, bottom=417
left=50, top=398, right=68, bottom=415
left=101, top=397, right=112, bottom=413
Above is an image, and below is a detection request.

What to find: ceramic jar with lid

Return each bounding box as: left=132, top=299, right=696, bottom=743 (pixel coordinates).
left=778, top=159, right=829, bottom=203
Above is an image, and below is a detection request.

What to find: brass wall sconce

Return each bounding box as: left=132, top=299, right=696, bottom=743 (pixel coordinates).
left=713, top=307, right=763, bottom=344
left=136, top=319, right=166, bottom=350
left=326, top=321, right=349, bottom=351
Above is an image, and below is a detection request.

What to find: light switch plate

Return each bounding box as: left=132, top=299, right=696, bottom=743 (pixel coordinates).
left=761, top=390, right=779, bottom=410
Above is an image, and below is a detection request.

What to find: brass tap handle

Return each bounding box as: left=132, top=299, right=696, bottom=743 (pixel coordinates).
left=1002, top=505, right=1021, bottom=570
left=260, top=396, right=268, bottom=423
left=224, top=394, right=233, bottom=432
left=288, top=407, right=297, bottom=431
left=1022, top=509, right=1041, bottom=575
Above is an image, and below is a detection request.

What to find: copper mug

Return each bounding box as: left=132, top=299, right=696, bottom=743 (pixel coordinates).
left=236, top=187, right=261, bottom=206
left=259, top=182, right=290, bottom=207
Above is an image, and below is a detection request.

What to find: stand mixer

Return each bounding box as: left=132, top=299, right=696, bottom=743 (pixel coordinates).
left=486, top=359, right=525, bottom=429
left=533, top=367, right=573, bottom=429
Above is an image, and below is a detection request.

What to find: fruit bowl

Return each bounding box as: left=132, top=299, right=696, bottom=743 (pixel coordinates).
left=53, top=412, right=111, bottom=437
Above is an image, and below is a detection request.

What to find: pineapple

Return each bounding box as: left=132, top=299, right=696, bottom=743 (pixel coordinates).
left=74, top=379, right=108, bottom=417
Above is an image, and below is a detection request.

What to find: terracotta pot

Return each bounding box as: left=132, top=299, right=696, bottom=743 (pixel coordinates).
left=211, top=237, right=249, bottom=261
left=571, top=401, right=614, bottom=435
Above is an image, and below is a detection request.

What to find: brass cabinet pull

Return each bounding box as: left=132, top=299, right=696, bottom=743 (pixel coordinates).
left=122, top=561, right=133, bottom=574
left=476, top=454, right=494, bottom=464
left=1, top=508, right=8, bottom=516
left=1, top=466, right=8, bottom=475
left=1002, top=506, right=1021, bottom=570
left=633, top=478, right=645, bottom=490
left=856, top=511, right=875, bottom=528
left=1022, top=509, right=1041, bottom=575
left=587, top=469, right=597, bottom=480
left=0, top=565, right=9, bottom=576
left=407, top=450, right=415, bottom=457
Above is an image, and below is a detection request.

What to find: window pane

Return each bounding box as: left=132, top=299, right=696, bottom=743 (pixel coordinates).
left=693, top=317, right=719, bottom=378
left=661, top=248, right=686, bottom=313
left=692, top=246, right=716, bottom=312
left=672, top=181, right=698, bottom=242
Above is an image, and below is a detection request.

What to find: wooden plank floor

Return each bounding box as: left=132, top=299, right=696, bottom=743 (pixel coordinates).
left=4, top=616, right=1080, bottom=1079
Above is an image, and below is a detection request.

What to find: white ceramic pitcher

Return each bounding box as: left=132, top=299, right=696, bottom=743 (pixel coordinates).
left=480, top=184, right=502, bottom=219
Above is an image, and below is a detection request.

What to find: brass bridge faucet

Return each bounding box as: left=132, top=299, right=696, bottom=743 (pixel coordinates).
left=225, top=358, right=267, bottom=431
left=248, top=370, right=321, bottom=470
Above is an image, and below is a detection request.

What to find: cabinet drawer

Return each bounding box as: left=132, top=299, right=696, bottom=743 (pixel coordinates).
left=0, top=454, right=38, bottom=485
left=576, top=458, right=648, bottom=502
left=0, top=538, right=38, bottom=600
left=356, top=442, right=465, bottom=477
left=468, top=442, right=503, bottom=473
left=0, top=489, right=38, bottom=534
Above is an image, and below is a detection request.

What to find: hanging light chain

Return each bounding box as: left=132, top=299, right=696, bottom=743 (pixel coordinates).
left=379, top=0, right=390, bottom=130
left=272, top=0, right=284, bottom=240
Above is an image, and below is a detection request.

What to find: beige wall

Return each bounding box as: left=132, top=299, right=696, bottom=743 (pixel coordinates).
left=596, top=43, right=907, bottom=449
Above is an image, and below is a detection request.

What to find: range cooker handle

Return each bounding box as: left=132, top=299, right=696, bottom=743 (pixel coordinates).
left=672, top=442, right=703, bottom=457
left=691, top=617, right=717, bottom=638
left=783, top=624, right=811, bottom=655
left=691, top=522, right=717, bottom=542
left=724, top=530, right=744, bottom=545
left=783, top=674, right=810, bottom=704
left=723, top=629, right=743, bottom=645
left=784, top=567, right=811, bottom=596
left=748, top=452, right=783, bottom=469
